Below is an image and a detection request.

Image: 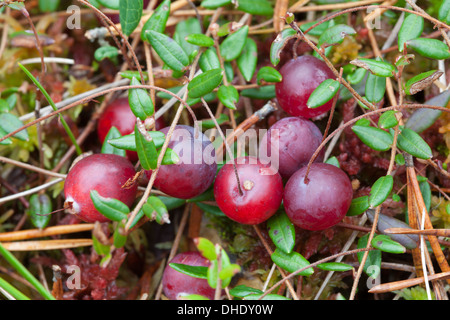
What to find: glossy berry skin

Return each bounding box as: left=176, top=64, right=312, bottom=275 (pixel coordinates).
left=214, top=156, right=283, bottom=225
left=97, top=97, right=164, bottom=162
left=162, top=251, right=215, bottom=300
left=275, top=55, right=335, bottom=119
left=64, top=153, right=138, bottom=223
left=149, top=125, right=217, bottom=199
left=259, top=116, right=324, bottom=179
left=283, top=163, right=353, bottom=231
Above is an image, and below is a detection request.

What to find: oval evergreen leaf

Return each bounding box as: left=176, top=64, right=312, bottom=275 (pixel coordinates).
left=236, top=0, right=273, bottom=16
left=350, top=58, right=396, bottom=77
left=270, top=28, right=297, bottom=66
left=271, top=249, right=313, bottom=276
left=101, top=126, right=126, bottom=157
left=0, top=113, right=29, bottom=142
left=119, top=0, right=143, bottom=37
left=145, top=30, right=189, bottom=72
left=406, top=38, right=450, bottom=60
left=169, top=263, right=208, bottom=279
left=317, top=262, right=354, bottom=272
left=365, top=72, right=386, bottom=103
left=188, top=68, right=223, bottom=99
left=256, top=66, right=282, bottom=84
left=318, top=24, right=356, bottom=46
left=135, top=125, right=158, bottom=170
left=220, top=26, right=249, bottom=61
left=129, top=77, right=154, bottom=120
left=439, top=0, right=450, bottom=24
left=396, top=127, right=432, bottom=159
left=378, top=110, right=399, bottom=129
left=237, top=37, right=258, bottom=81
left=140, top=0, right=170, bottom=40
left=371, top=235, right=406, bottom=254
left=199, top=47, right=220, bottom=72
left=217, top=85, right=239, bottom=110
left=267, top=211, right=295, bottom=254
left=369, top=175, right=394, bottom=208
left=347, top=196, right=370, bottom=216
left=28, top=194, right=52, bottom=229
left=351, top=125, right=393, bottom=151
left=307, top=79, right=339, bottom=109
left=108, top=130, right=165, bottom=151
left=90, top=190, right=129, bottom=222
left=404, top=70, right=443, bottom=95
left=94, top=46, right=119, bottom=61
left=398, top=14, right=424, bottom=52
left=185, top=33, right=214, bottom=47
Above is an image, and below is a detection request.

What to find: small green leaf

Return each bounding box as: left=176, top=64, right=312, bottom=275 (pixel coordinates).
left=351, top=125, right=393, bottom=151
left=119, top=0, right=143, bottom=37
left=159, top=147, right=180, bottom=165
left=108, top=130, right=165, bottom=151
left=140, top=0, right=170, bottom=40
left=394, top=54, right=415, bottom=68
left=173, top=17, right=202, bottom=56
left=146, top=30, right=189, bottom=72
left=229, top=285, right=263, bottom=298
left=350, top=58, right=396, bottom=77
left=378, top=110, right=399, bottom=129
left=134, top=125, right=158, bottom=170
left=395, top=127, right=432, bottom=159
left=325, top=156, right=340, bottom=167
left=355, top=118, right=371, bottom=127
left=199, top=47, right=221, bottom=72
left=113, top=221, right=128, bottom=248
left=39, top=0, right=60, bottom=12
left=0, top=127, right=12, bottom=145
left=200, top=0, right=231, bottom=9
left=90, top=190, right=129, bottom=222
left=129, top=77, right=154, bottom=120
left=185, top=33, right=214, bottom=47
left=92, top=233, right=111, bottom=256
left=143, top=195, right=170, bottom=224
left=439, top=0, right=450, bottom=24
left=169, top=263, right=208, bottom=279
left=404, top=70, right=443, bottom=95
left=271, top=249, right=313, bottom=276
left=237, top=37, right=258, bottom=81
left=27, top=194, right=52, bottom=229
left=347, top=68, right=367, bottom=85
left=357, top=234, right=381, bottom=279
left=369, top=175, right=394, bottom=207
left=207, top=249, right=232, bottom=289
left=219, top=263, right=241, bottom=280
left=220, top=26, right=249, bottom=61
left=406, top=38, right=450, bottom=60
left=307, top=79, right=339, bottom=109
left=98, top=0, right=119, bottom=9
left=241, top=85, right=275, bottom=99
left=178, top=293, right=210, bottom=300
left=94, top=46, right=119, bottom=62
left=256, top=66, right=282, bottom=84
left=236, top=0, right=273, bottom=16
left=0, top=113, right=29, bottom=142
left=217, top=85, right=239, bottom=110
left=365, top=72, right=386, bottom=103
left=188, top=68, right=223, bottom=99
left=194, top=237, right=217, bottom=261
left=318, top=24, right=356, bottom=46
left=243, top=294, right=291, bottom=300
left=120, top=70, right=149, bottom=82
left=300, top=20, right=331, bottom=36
left=395, top=153, right=405, bottom=166
left=267, top=211, right=295, bottom=254
left=317, top=262, right=354, bottom=272
left=101, top=126, right=126, bottom=157
left=398, top=14, right=424, bottom=52
left=371, top=235, right=406, bottom=254
left=270, top=28, right=297, bottom=66
left=347, top=196, right=370, bottom=216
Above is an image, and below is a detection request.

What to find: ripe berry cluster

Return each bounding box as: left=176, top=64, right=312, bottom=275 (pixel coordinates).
left=62, top=57, right=354, bottom=299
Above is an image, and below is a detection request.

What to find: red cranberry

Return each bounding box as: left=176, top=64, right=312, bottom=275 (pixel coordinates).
left=283, top=163, right=353, bottom=231
left=148, top=125, right=217, bottom=199
left=162, top=251, right=215, bottom=300
left=259, top=116, right=324, bottom=178
left=64, top=153, right=138, bottom=223
left=97, top=97, right=165, bottom=161
left=213, top=156, right=283, bottom=225
left=275, top=55, right=336, bottom=119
